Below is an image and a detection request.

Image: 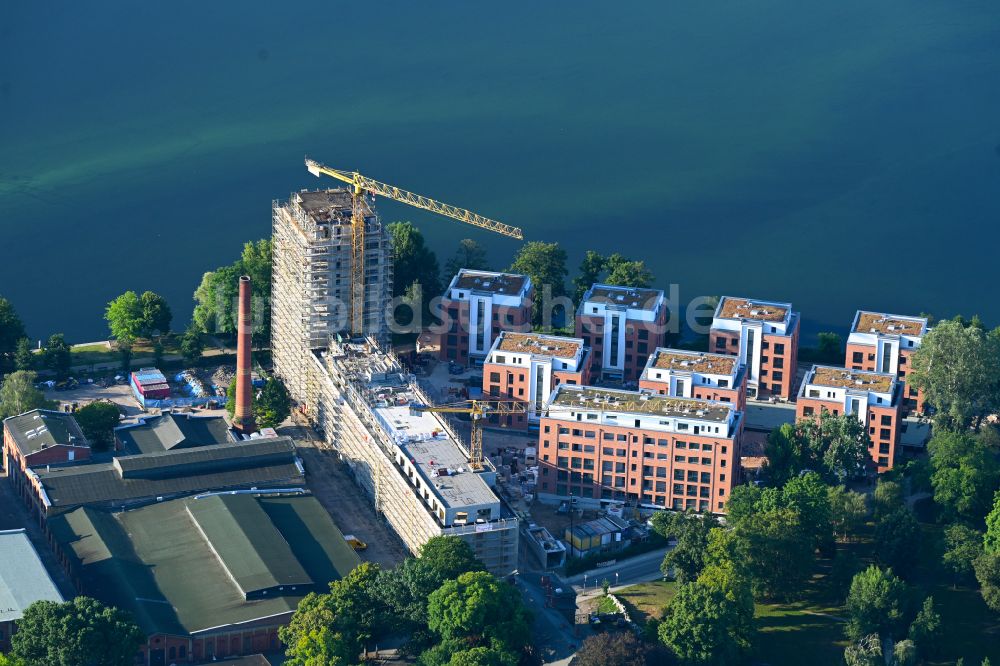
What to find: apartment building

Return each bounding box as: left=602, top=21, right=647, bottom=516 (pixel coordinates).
left=846, top=311, right=929, bottom=414
left=575, top=284, right=668, bottom=382
left=536, top=385, right=743, bottom=514
left=796, top=365, right=902, bottom=471
left=709, top=296, right=800, bottom=400
left=272, top=188, right=393, bottom=401
left=482, top=332, right=592, bottom=429
left=639, top=348, right=748, bottom=411
left=438, top=269, right=533, bottom=366
left=305, top=338, right=519, bottom=574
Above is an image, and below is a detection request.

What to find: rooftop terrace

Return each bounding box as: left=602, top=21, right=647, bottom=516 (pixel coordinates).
left=494, top=332, right=583, bottom=359
left=647, top=348, right=738, bottom=376
left=853, top=311, right=927, bottom=337
left=807, top=365, right=896, bottom=394
left=582, top=284, right=662, bottom=310
left=548, top=385, right=733, bottom=423
left=716, top=296, right=790, bottom=323
left=451, top=270, right=528, bottom=297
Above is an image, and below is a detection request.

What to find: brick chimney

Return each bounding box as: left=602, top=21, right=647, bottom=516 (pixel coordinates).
left=233, top=275, right=256, bottom=434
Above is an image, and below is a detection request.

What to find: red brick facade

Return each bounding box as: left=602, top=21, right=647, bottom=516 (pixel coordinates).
left=437, top=297, right=533, bottom=366
left=846, top=342, right=925, bottom=414
left=576, top=313, right=667, bottom=383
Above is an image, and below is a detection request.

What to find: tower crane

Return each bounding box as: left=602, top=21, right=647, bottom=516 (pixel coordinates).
left=305, top=158, right=524, bottom=337
left=409, top=400, right=527, bottom=471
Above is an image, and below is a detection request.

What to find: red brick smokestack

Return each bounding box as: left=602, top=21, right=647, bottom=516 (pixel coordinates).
left=234, top=275, right=256, bottom=434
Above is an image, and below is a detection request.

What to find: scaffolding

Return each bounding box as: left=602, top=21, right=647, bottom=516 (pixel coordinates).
left=271, top=189, right=392, bottom=403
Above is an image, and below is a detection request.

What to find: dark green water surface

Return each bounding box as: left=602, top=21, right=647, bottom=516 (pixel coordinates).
left=1, top=1, right=999, bottom=340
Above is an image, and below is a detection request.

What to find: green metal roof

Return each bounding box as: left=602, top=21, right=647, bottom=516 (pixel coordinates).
left=3, top=409, right=88, bottom=456
left=49, top=493, right=361, bottom=637
left=117, top=412, right=233, bottom=455
left=35, top=438, right=303, bottom=510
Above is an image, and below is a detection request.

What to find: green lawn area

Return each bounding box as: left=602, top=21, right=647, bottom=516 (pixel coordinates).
left=614, top=580, right=677, bottom=624
left=69, top=338, right=182, bottom=367
left=596, top=595, right=620, bottom=615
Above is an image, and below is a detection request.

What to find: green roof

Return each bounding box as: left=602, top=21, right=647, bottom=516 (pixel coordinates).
left=35, top=438, right=303, bottom=510
left=3, top=409, right=88, bottom=456
left=49, top=493, right=361, bottom=637
left=117, top=412, right=232, bottom=455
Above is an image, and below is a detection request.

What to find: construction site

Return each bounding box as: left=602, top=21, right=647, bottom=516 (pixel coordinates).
left=271, top=160, right=524, bottom=574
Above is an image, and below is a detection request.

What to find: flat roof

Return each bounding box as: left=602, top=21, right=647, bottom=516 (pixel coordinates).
left=853, top=311, right=927, bottom=337
left=0, top=529, right=64, bottom=623
left=716, top=296, right=790, bottom=323
left=494, top=332, right=583, bottom=360
left=647, top=348, right=738, bottom=376
left=451, top=269, right=528, bottom=296
left=581, top=284, right=662, bottom=310
left=807, top=365, right=895, bottom=394
left=48, top=493, right=360, bottom=637
left=35, top=438, right=303, bottom=509
left=294, top=188, right=354, bottom=220
left=117, top=412, right=232, bottom=455
left=376, top=400, right=498, bottom=509
left=548, top=385, right=733, bottom=423
left=3, top=409, right=88, bottom=457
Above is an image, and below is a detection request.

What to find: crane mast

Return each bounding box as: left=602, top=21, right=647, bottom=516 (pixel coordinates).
left=305, top=158, right=523, bottom=337
left=410, top=400, right=527, bottom=470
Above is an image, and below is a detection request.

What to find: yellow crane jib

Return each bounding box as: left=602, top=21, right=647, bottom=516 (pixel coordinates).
left=408, top=400, right=527, bottom=471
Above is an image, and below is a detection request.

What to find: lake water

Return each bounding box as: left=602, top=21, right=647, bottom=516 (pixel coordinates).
left=2, top=1, right=999, bottom=342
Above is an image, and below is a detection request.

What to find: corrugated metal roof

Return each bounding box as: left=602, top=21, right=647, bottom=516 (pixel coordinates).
left=0, top=529, right=65, bottom=622
left=3, top=409, right=89, bottom=457
left=117, top=412, right=233, bottom=455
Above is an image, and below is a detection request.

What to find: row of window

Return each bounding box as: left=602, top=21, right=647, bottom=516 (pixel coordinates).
left=542, top=483, right=724, bottom=512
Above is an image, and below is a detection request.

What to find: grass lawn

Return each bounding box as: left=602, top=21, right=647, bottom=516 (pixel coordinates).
left=596, top=595, right=620, bottom=614
left=69, top=338, right=182, bottom=367
left=614, top=580, right=677, bottom=624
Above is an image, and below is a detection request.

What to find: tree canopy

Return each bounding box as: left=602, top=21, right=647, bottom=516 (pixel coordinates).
left=74, top=401, right=121, bottom=450
left=657, top=577, right=753, bottom=665
left=909, top=317, right=1000, bottom=431
left=927, top=430, right=1000, bottom=524
left=0, top=370, right=55, bottom=420
left=444, top=239, right=490, bottom=277
left=942, top=523, right=984, bottom=585
left=14, top=337, right=34, bottom=372
left=767, top=413, right=872, bottom=484
left=104, top=291, right=144, bottom=347
left=256, top=376, right=291, bottom=428
left=42, top=333, right=72, bottom=381
left=0, top=295, right=27, bottom=376
left=389, top=222, right=442, bottom=298
left=571, top=250, right=654, bottom=302
left=139, top=291, right=172, bottom=337
left=845, top=565, right=908, bottom=641
left=192, top=239, right=271, bottom=345
left=10, top=596, right=144, bottom=666
left=508, top=241, right=568, bottom=327
left=575, top=631, right=660, bottom=666
left=652, top=511, right=719, bottom=583
left=873, top=507, right=921, bottom=578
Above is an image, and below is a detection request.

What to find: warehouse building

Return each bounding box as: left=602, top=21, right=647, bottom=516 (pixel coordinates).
left=49, top=492, right=360, bottom=665
left=0, top=528, right=65, bottom=652
left=3, top=409, right=91, bottom=505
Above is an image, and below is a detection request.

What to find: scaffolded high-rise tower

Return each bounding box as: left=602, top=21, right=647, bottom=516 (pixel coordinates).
left=271, top=188, right=392, bottom=401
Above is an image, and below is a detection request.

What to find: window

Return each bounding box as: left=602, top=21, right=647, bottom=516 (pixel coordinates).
left=802, top=406, right=814, bottom=416
left=774, top=343, right=785, bottom=354
left=772, top=371, right=783, bottom=381
left=881, top=415, right=892, bottom=426
left=489, top=372, right=500, bottom=382
left=715, top=337, right=726, bottom=350
left=878, top=456, right=889, bottom=466
left=852, top=351, right=864, bottom=363
left=880, top=428, right=891, bottom=440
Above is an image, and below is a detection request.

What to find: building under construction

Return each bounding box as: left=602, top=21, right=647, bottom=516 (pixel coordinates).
left=303, top=338, right=518, bottom=574
left=271, top=188, right=393, bottom=402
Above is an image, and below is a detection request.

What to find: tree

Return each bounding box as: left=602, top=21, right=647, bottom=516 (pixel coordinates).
left=14, top=337, right=34, bottom=371
left=984, top=491, right=1000, bottom=554
left=909, top=317, right=1000, bottom=431
left=657, top=579, right=754, bottom=665
left=873, top=479, right=903, bottom=519
left=104, top=291, right=144, bottom=348
left=192, top=239, right=272, bottom=345
left=573, top=250, right=607, bottom=302
left=389, top=222, right=442, bottom=298
left=0, top=371, right=55, bottom=420
left=508, top=241, right=568, bottom=327
left=796, top=411, right=873, bottom=483
left=943, top=524, right=984, bottom=586
left=445, top=239, right=490, bottom=277
left=873, top=508, right=921, bottom=578
left=843, top=634, right=882, bottom=666
left=815, top=331, right=843, bottom=363
left=0, top=295, right=27, bottom=375
left=829, top=549, right=862, bottom=604
left=603, top=253, right=654, bottom=288
left=907, top=596, right=942, bottom=660
left=179, top=326, right=204, bottom=366
left=727, top=507, right=814, bottom=600
left=763, top=423, right=800, bottom=487
left=575, top=632, right=657, bottom=666
left=974, top=550, right=1000, bottom=612
left=782, top=472, right=834, bottom=552
left=42, top=333, right=72, bottom=381
left=257, top=377, right=291, bottom=428
left=927, top=430, right=1000, bottom=523
left=382, top=536, right=485, bottom=626
left=829, top=485, right=868, bottom=541
left=280, top=562, right=389, bottom=665
left=10, top=596, right=144, bottom=666
left=75, top=401, right=121, bottom=451
left=845, top=565, right=908, bottom=641
left=426, top=571, right=530, bottom=661
left=893, top=639, right=917, bottom=666
left=139, top=291, right=172, bottom=337
left=651, top=511, right=719, bottom=583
